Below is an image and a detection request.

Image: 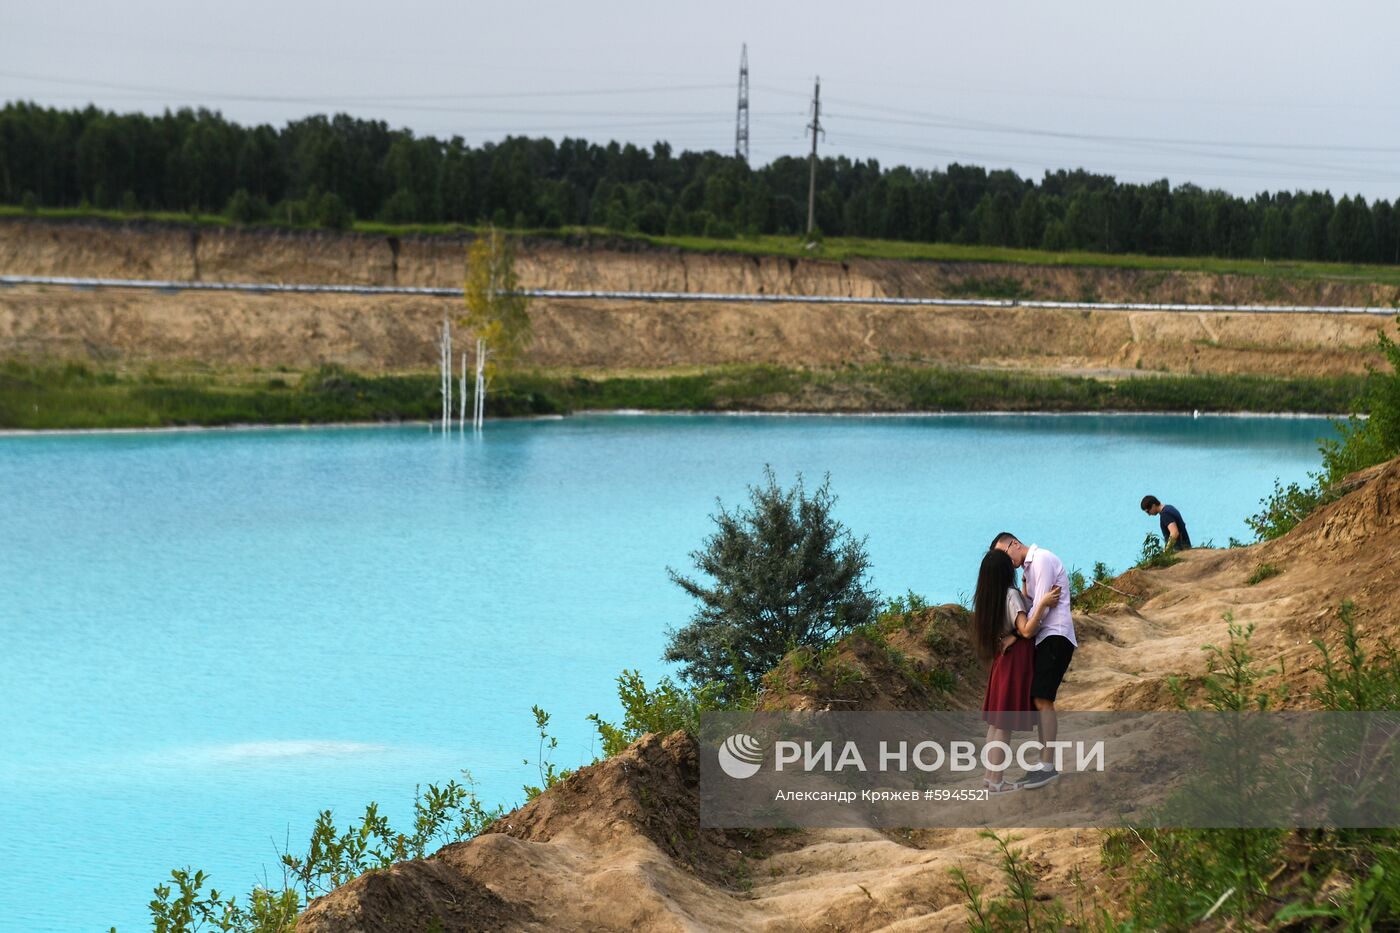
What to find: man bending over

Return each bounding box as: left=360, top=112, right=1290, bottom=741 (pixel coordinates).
left=1141, top=495, right=1192, bottom=551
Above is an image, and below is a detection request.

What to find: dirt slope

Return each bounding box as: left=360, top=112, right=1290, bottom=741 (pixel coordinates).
left=296, top=458, right=1400, bottom=932
left=0, top=218, right=1391, bottom=376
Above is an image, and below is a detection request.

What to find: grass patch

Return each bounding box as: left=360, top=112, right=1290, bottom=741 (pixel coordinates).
left=1246, top=563, right=1282, bottom=585
left=0, top=360, right=1370, bottom=430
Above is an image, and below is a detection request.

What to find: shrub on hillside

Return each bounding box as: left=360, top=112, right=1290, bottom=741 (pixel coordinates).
left=588, top=670, right=726, bottom=758
left=664, top=468, right=876, bottom=701
left=1246, top=477, right=1329, bottom=541
left=1250, top=317, right=1400, bottom=541
left=1321, top=323, right=1400, bottom=484
left=1135, top=532, right=1181, bottom=569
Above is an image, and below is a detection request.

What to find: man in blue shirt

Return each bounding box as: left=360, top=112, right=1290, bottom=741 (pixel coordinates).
left=1140, top=496, right=1192, bottom=550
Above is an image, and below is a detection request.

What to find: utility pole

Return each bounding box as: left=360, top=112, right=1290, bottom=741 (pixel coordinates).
left=805, top=76, right=823, bottom=238
left=735, top=43, right=750, bottom=162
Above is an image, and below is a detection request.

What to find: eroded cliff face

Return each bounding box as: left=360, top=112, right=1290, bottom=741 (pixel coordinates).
left=0, top=218, right=1392, bottom=375
left=8, top=217, right=1400, bottom=303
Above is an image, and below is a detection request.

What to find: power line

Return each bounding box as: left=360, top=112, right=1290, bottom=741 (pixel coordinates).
left=0, top=69, right=731, bottom=104
left=825, top=127, right=1400, bottom=179
left=823, top=130, right=1400, bottom=186
left=817, top=96, right=1400, bottom=156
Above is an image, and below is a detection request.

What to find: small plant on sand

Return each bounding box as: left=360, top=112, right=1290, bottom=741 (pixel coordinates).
left=1312, top=600, right=1400, bottom=712
left=1245, top=562, right=1281, bottom=585
left=523, top=705, right=571, bottom=800
left=1070, top=561, right=1120, bottom=611
left=1134, top=533, right=1181, bottom=570
left=949, top=830, right=1066, bottom=932
left=664, top=467, right=876, bottom=702
left=1184, top=616, right=1288, bottom=713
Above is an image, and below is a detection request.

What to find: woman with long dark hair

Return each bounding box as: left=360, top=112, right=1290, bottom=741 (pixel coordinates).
left=973, top=548, right=1061, bottom=793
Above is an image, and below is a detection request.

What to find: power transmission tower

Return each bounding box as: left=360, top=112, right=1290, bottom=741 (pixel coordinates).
left=805, top=76, right=823, bottom=238
left=735, top=43, right=750, bottom=162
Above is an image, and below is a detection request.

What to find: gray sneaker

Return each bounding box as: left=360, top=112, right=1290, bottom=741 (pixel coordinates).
left=1021, top=767, right=1060, bottom=789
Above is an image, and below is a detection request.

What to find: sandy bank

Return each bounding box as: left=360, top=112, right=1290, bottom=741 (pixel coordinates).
left=0, top=218, right=1392, bottom=378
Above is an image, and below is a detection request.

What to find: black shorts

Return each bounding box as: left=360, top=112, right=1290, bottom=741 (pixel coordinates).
left=1031, top=635, right=1075, bottom=701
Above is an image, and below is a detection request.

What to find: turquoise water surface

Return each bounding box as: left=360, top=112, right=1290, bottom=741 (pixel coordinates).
left=0, top=414, right=1332, bottom=931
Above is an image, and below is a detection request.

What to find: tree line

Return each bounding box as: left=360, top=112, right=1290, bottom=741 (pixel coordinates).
left=2, top=101, right=1397, bottom=264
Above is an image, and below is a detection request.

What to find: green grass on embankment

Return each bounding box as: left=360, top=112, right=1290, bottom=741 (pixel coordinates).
left=0, top=360, right=1369, bottom=431
left=7, top=206, right=1400, bottom=288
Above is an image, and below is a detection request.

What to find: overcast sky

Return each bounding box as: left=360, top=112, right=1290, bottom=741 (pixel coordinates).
left=5, top=1, right=1400, bottom=199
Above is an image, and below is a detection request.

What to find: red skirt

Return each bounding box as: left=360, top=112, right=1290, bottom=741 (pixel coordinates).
left=982, top=637, right=1038, bottom=732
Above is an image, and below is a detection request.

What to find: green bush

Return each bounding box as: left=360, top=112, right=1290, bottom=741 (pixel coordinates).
left=1069, top=561, right=1120, bottom=611
left=1249, top=317, right=1400, bottom=541
left=877, top=590, right=929, bottom=621
left=315, top=191, right=352, bottom=230
left=1135, top=532, right=1181, bottom=569
left=588, top=670, right=727, bottom=758
left=378, top=188, right=417, bottom=224
left=702, top=216, right=737, bottom=239
left=1246, top=476, right=1329, bottom=541
left=664, top=468, right=876, bottom=701
left=225, top=188, right=270, bottom=224
left=275, top=197, right=310, bottom=226
left=136, top=774, right=502, bottom=932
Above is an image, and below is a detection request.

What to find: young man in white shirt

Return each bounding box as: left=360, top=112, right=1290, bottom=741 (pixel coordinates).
left=991, top=532, right=1077, bottom=788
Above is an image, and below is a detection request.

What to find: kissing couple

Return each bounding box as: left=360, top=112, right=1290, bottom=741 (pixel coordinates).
left=973, top=532, right=1078, bottom=794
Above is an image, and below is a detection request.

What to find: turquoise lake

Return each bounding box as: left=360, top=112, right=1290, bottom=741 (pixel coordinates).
left=0, top=413, right=1334, bottom=931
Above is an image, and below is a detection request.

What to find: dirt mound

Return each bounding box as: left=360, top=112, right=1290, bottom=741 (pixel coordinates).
left=475, top=729, right=746, bottom=885
left=296, top=859, right=526, bottom=933
left=1267, top=457, right=1400, bottom=561
left=760, top=605, right=982, bottom=712
left=201, top=459, right=1400, bottom=931
left=298, top=731, right=764, bottom=932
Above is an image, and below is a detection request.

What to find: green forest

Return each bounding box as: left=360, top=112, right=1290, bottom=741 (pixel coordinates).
left=2, top=101, right=1397, bottom=264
